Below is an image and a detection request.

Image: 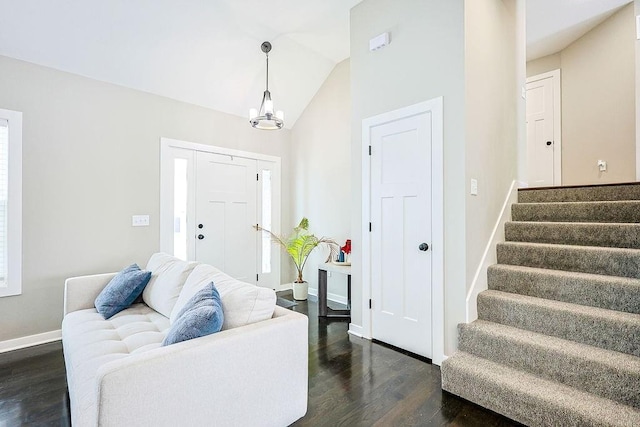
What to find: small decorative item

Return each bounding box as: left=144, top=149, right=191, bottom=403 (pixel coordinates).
left=254, top=218, right=339, bottom=300
left=335, top=239, right=352, bottom=265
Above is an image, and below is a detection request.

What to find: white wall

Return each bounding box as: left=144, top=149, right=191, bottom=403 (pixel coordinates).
left=350, top=0, right=466, bottom=355
left=561, top=3, right=635, bottom=184
left=465, top=0, right=519, bottom=295
left=290, top=60, right=351, bottom=301
left=526, top=53, right=561, bottom=78
left=526, top=4, right=636, bottom=185
left=0, top=55, right=292, bottom=342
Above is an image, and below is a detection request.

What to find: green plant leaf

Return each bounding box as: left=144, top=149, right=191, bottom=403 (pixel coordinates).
left=256, top=218, right=339, bottom=283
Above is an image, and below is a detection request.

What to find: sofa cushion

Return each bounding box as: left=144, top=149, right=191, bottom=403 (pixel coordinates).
left=62, top=304, right=170, bottom=426
left=171, top=263, right=276, bottom=330
left=94, top=264, right=151, bottom=319
left=142, top=253, right=198, bottom=318
left=163, top=282, right=224, bottom=346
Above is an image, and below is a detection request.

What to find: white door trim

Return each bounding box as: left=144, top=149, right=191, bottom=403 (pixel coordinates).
left=526, top=69, right=562, bottom=186
left=360, top=97, right=445, bottom=365
left=161, top=137, right=281, bottom=163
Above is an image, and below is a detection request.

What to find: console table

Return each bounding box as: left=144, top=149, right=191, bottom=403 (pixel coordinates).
left=318, top=262, right=351, bottom=319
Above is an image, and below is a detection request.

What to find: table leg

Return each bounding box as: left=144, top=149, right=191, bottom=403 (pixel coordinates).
left=318, top=269, right=328, bottom=317
left=347, top=274, right=351, bottom=310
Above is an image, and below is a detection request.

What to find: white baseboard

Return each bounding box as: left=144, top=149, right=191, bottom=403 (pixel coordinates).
left=307, top=288, right=348, bottom=305
left=348, top=324, right=364, bottom=338
left=0, top=329, right=62, bottom=353
left=466, top=180, right=519, bottom=322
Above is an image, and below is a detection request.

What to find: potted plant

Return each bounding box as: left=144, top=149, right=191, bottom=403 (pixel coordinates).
left=255, top=218, right=338, bottom=300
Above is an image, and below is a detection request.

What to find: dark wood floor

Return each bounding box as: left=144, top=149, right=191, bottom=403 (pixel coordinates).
left=0, top=294, right=521, bottom=426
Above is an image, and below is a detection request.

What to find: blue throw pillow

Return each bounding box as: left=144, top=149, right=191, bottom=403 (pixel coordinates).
left=163, top=282, right=224, bottom=346
left=95, top=264, right=152, bottom=319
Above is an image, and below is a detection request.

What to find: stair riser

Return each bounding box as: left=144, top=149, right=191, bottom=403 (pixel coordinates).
left=505, top=222, right=640, bottom=249
left=441, top=358, right=627, bottom=427
left=487, top=265, right=640, bottom=314
left=496, top=243, right=640, bottom=279
left=512, top=201, right=640, bottom=223
left=458, top=324, right=640, bottom=408
left=518, top=184, right=640, bottom=203
left=477, top=293, right=640, bottom=357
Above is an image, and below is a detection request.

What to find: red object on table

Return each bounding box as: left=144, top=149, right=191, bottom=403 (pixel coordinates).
left=341, top=239, right=351, bottom=255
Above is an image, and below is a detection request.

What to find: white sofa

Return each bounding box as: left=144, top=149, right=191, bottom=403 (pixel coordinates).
left=62, top=253, right=308, bottom=427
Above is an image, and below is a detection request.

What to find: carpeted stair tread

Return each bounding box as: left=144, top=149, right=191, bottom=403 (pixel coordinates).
left=441, top=352, right=640, bottom=427
left=487, top=264, right=640, bottom=314
left=458, top=320, right=640, bottom=408
left=511, top=200, right=640, bottom=223
left=504, top=221, right=640, bottom=248
left=477, top=290, right=640, bottom=356
left=518, top=183, right=640, bottom=203
left=496, top=241, right=640, bottom=278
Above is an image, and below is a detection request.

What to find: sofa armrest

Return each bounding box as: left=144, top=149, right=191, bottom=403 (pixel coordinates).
left=95, top=307, right=308, bottom=427
left=64, top=273, right=116, bottom=315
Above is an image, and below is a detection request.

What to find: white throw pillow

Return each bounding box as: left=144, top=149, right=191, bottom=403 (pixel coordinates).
left=142, top=253, right=198, bottom=318
left=171, top=263, right=276, bottom=330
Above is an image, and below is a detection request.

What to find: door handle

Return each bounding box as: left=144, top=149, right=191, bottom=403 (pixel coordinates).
left=198, top=224, right=204, bottom=229
left=419, top=243, right=429, bottom=251
left=546, top=141, right=552, bottom=146
left=197, top=234, right=205, bottom=240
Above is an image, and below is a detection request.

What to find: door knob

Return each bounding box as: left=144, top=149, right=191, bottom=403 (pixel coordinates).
left=419, top=243, right=429, bottom=251
left=198, top=224, right=204, bottom=229
left=197, top=234, right=205, bottom=240
left=546, top=141, right=552, bottom=146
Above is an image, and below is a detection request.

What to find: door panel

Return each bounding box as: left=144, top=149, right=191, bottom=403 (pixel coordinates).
left=195, top=152, right=257, bottom=283
left=370, top=112, right=432, bottom=358
left=526, top=76, right=556, bottom=186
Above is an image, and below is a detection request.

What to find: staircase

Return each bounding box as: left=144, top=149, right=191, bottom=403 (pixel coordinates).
left=441, top=183, right=640, bottom=427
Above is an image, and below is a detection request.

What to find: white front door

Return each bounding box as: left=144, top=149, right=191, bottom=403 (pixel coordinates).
left=195, top=152, right=257, bottom=284
left=526, top=70, right=561, bottom=186
left=370, top=112, right=432, bottom=358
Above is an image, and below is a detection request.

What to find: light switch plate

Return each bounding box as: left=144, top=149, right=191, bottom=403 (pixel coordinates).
left=470, top=179, right=478, bottom=196
left=132, top=215, right=150, bottom=227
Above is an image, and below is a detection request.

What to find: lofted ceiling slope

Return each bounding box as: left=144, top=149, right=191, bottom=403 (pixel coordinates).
left=0, top=0, right=361, bottom=128
left=527, top=0, right=633, bottom=61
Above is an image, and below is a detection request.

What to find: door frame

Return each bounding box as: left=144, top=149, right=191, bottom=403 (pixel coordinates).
left=360, top=98, right=445, bottom=365
left=159, top=137, right=281, bottom=286
left=526, top=69, right=562, bottom=186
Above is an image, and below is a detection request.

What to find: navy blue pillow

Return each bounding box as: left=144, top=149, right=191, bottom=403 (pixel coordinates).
left=163, top=282, right=224, bottom=346
left=95, top=264, right=152, bottom=319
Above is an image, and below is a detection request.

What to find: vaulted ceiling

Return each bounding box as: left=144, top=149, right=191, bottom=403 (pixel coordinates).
left=0, top=0, right=361, bottom=128
left=527, top=0, right=633, bottom=61
left=0, top=0, right=633, bottom=128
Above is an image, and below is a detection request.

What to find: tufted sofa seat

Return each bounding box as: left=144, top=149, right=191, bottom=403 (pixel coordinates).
left=62, top=253, right=308, bottom=427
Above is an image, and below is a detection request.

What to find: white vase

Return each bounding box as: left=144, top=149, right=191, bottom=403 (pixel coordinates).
left=292, top=282, right=308, bottom=301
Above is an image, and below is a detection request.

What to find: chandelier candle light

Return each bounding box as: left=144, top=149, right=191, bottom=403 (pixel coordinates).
left=249, top=41, right=284, bottom=130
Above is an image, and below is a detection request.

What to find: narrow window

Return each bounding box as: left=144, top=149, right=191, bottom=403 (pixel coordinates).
left=261, top=169, right=272, bottom=273
left=173, top=159, right=188, bottom=261
left=0, top=109, right=22, bottom=297
left=0, top=120, right=8, bottom=282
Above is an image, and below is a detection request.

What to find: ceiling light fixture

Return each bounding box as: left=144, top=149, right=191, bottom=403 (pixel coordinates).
left=249, top=41, right=284, bottom=130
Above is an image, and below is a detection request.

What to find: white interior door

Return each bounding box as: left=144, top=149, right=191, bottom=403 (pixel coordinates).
left=526, top=70, right=561, bottom=186
left=370, top=112, right=432, bottom=358
left=195, top=152, right=257, bottom=284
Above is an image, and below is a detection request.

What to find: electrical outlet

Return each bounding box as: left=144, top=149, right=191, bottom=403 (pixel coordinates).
left=597, top=160, right=607, bottom=172
left=132, top=215, right=150, bottom=227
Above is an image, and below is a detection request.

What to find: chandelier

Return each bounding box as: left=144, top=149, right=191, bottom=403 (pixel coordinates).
left=249, top=41, right=284, bottom=130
